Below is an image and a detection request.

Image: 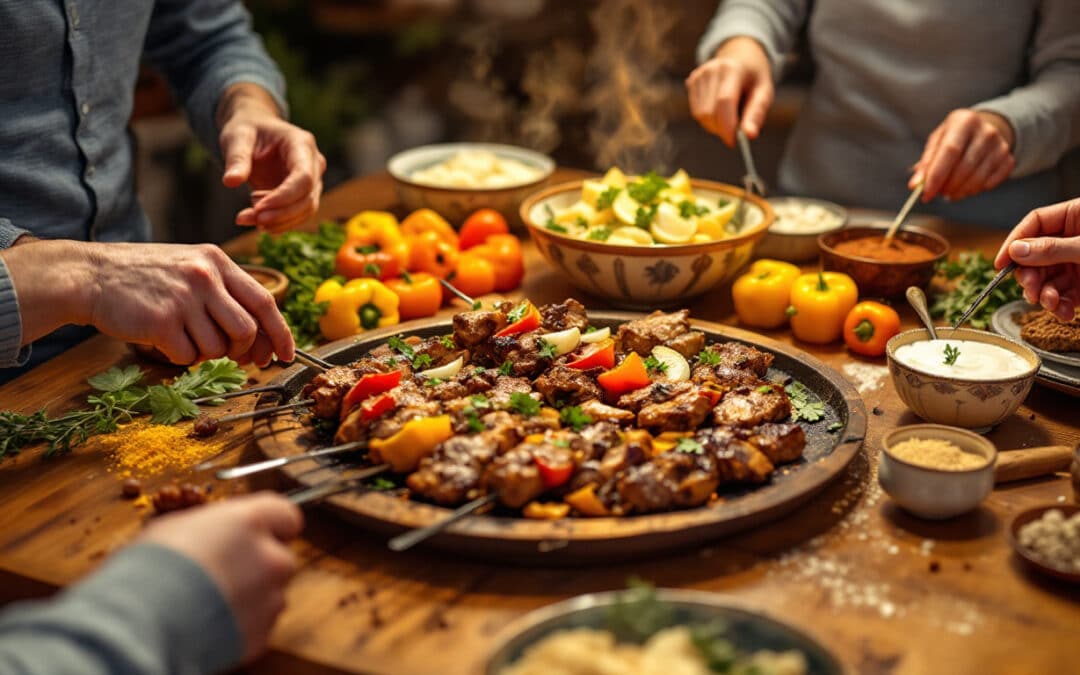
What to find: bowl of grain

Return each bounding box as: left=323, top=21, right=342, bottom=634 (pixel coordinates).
left=879, top=424, right=996, bottom=519
left=1009, top=504, right=1080, bottom=584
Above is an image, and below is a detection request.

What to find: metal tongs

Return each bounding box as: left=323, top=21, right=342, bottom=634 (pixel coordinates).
left=733, top=129, right=766, bottom=231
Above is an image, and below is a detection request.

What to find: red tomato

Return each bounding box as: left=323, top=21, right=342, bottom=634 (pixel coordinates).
left=459, top=209, right=509, bottom=250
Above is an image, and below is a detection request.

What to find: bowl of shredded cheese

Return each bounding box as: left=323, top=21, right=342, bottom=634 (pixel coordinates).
left=1010, top=504, right=1080, bottom=584
left=880, top=424, right=996, bottom=519
left=388, top=143, right=554, bottom=226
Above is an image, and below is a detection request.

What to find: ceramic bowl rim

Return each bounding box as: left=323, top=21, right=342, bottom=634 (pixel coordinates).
left=817, top=223, right=949, bottom=267
left=1008, top=504, right=1080, bottom=582
left=885, top=327, right=1041, bottom=384
left=387, top=142, right=556, bottom=193
left=765, top=196, right=848, bottom=238
left=881, top=423, right=997, bottom=475
left=520, top=178, right=774, bottom=256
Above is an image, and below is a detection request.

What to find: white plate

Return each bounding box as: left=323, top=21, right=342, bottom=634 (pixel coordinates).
left=991, top=300, right=1080, bottom=368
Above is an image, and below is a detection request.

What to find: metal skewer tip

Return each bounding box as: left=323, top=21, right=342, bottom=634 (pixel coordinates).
left=439, top=278, right=479, bottom=309
left=292, top=348, right=334, bottom=372
left=387, top=492, right=498, bottom=552
left=286, top=464, right=392, bottom=506
left=953, top=261, right=1017, bottom=329
left=216, top=440, right=368, bottom=480
left=201, top=399, right=314, bottom=432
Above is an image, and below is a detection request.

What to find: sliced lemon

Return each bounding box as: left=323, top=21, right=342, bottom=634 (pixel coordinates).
left=609, top=226, right=654, bottom=246
left=554, top=201, right=597, bottom=230
left=581, top=179, right=607, bottom=207
left=612, top=189, right=642, bottom=226
left=651, top=345, right=691, bottom=382
left=601, top=167, right=627, bottom=187
left=651, top=201, right=696, bottom=244
left=692, top=233, right=712, bottom=243
left=698, top=198, right=737, bottom=235
left=667, top=168, right=692, bottom=195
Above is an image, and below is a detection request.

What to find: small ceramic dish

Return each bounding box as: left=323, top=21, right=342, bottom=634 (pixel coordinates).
left=240, top=264, right=289, bottom=306
left=756, top=196, right=847, bottom=262
left=818, top=223, right=948, bottom=297
left=388, top=143, right=555, bottom=226
left=879, top=424, right=997, bottom=519
left=886, top=327, right=1040, bottom=431
left=1009, top=504, right=1080, bottom=584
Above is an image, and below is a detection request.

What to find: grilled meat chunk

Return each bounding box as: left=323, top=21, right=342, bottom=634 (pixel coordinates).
left=365, top=400, right=442, bottom=441
left=412, top=336, right=464, bottom=368
left=491, top=332, right=555, bottom=378
left=598, top=429, right=652, bottom=480
left=577, top=421, right=623, bottom=460
left=408, top=433, right=503, bottom=505
left=695, top=427, right=774, bottom=483
left=486, top=376, right=536, bottom=408
left=483, top=441, right=575, bottom=508
left=617, top=381, right=693, bottom=413
left=579, top=399, right=634, bottom=426
left=304, top=366, right=362, bottom=419
left=691, top=363, right=763, bottom=392
left=737, top=423, right=806, bottom=464
left=540, top=298, right=589, bottom=332
left=713, top=384, right=791, bottom=428
left=617, top=310, right=704, bottom=358
left=534, top=365, right=603, bottom=407
left=701, top=342, right=774, bottom=377
left=453, top=309, right=507, bottom=361
left=618, top=452, right=718, bottom=513
left=637, top=387, right=716, bottom=432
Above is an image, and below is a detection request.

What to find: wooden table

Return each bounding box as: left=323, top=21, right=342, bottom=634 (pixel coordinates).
left=1, top=170, right=1077, bottom=675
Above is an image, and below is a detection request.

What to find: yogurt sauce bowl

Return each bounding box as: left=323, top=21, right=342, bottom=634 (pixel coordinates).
left=886, top=327, right=1040, bottom=432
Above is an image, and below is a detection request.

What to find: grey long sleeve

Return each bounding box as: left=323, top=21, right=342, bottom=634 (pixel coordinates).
left=0, top=544, right=243, bottom=675
left=0, top=236, right=29, bottom=369
left=695, top=0, right=808, bottom=79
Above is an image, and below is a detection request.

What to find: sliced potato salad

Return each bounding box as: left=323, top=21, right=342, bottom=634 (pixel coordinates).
left=544, top=168, right=738, bottom=246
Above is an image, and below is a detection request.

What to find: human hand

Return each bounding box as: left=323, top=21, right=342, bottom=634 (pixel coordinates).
left=994, top=198, right=1080, bottom=321
left=85, top=242, right=295, bottom=365
left=140, top=493, right=304, bottom=662
left=686, top=37, right=774, bottom=146
left=218, top=84, right=326, bottom=233
left=911, top=109, right=1015, bottom=202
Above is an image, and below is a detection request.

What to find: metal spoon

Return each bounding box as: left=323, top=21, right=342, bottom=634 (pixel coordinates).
left=906, top=286, right=939, bottom=340
left=883, top=182, right=924, bottom=246
left=732, top=129, right=766, bottom=231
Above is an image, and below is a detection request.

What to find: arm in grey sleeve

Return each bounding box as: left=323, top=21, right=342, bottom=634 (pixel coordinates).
left=973, top=0, right=1080, bottom=178
left=141, top=0, right=288, bottom=160
left=695, top=0, right=809, bottom=79
left=0, top=221, right=31, bottom=368
left=0, top=544, right=243, bottom=675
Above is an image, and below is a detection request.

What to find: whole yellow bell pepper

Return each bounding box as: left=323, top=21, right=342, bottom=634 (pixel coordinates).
left=369, top=415, right=453, bottom=472
left=314, top=278, right=400, bottom=341
left=787, top=271, right=858, bottom=344
left=732, top=259, right=802, bottom=328
left=344, top=210, right=401, bottom=242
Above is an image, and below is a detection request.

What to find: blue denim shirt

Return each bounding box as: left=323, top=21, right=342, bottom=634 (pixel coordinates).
left=0, top=0, right=286, bottom=375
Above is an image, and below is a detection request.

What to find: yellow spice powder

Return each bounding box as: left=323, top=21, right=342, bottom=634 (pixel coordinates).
left=89, top=420, right=227, bottom=478
left=888, top=437, right=988, bottom=471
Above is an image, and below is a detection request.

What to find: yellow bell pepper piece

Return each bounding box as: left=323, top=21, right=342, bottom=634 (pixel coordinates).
left=368, top=415, right=453, bottom=472
left=731, top=259, right=802, bottom=329
left=344, top=210, right=401, bottom=243
left=315, top=278, right=401, bottom=341
left=787, top=271, right=858, bottom=344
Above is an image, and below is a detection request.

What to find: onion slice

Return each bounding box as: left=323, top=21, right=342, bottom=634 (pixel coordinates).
left=650, top=345, right=690, bottom=382
left=417, top=356, right=463, bottom=380
left=539, top=327, right=581, bottom=356
left=580, top=327, right=611, bottom=344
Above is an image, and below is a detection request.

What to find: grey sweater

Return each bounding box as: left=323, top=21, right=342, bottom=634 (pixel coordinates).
left=698, top=0, right=1080, bottom=228
left=0, top=544, right=243, bottom=675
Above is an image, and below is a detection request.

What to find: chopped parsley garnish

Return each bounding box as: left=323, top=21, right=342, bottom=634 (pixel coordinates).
left=388, top=335, right=414, bottom=360
left=464, top=412, right=485, bottom=433
left=469, top=394, right=491, bottom=410
left=498, top=360, right=515, bottom=376
left=596, top=186, right=621, bottom=210
left=943, top=344, right=961, bottom=366
left=584, top=325, right=598, bottom=333
left=576, top=216, right=590, bottom=229
left=473, top=366, right=487, bottom=375
left=367, top=477, right=398, bottom=491
left=472, top=300, right=482, bottom=310
left=696, top=349, right=722, bottom=366
left=643, top=355, right=668, bottom=375
left=507, top=301, right=529, bottom=324
left=424, top=377, right=445, bottom=387
left=546, top=221, right=569, bottom=234
left=678, top=200, right=709, bottom=219
left=717, top=198, right=730, bottom=208
left=538, top=339, right=559, bottom=360
left=411, top=353, right=433, bottom=370
left=587, top=226, right=613, bottom=242
left=756, top=384, right=774, bottom=394
left=626, top=171, right=669, bottom=204
left=827, top=422, right=844, bottom=433
left=553, top=438, right=571, bottom=448
left=440, top=334, right=455, bottom=349
left=675, top=437, right=704, bottom=455
left=559, top=406, right=593, bottom=431
left=508, top=392, right=541, bottom=417
left=634, top=204, right=658, bottom=229
left=785, top=381, right=826, bottom=423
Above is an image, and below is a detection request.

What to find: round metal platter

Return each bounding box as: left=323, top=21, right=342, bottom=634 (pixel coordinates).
left=251, top=312, right=866, bottom=564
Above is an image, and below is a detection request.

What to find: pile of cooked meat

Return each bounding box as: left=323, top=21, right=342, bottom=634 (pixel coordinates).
left=300, top=300, right=809, bottom=517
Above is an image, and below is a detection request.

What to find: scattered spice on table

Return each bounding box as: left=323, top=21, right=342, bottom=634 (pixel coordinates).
left=94, top=420, right=227, bottom=478
left=888, top=438, right=988, bottom=471
left=1018, top=509, right=1080, bottom=571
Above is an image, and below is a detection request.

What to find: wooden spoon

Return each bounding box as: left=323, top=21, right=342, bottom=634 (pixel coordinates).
left=883, top=182, right=924, bottom=246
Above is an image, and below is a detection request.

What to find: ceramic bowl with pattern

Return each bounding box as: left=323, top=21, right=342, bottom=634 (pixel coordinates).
left=818, top=223, right=948, bottom=297
left=886, top=328, right=1040, bottom=432
left=520, top=180, right=773, bottom=309
left=388, top=143, right=555, bottom=227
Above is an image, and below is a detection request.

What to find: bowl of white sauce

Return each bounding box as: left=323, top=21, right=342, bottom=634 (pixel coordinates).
left=886, top=327, right=1040, bottom=432
left=755, top=197, right=847, bottom=262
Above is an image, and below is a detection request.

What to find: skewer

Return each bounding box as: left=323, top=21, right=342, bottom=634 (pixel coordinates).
left=387, top=493, right=498, bottom=552
left=293, top=348, right=334, bottom=372
left=952, top=261, right=1017, bottom=328
left=208, top=399, right=313, bottom=427
left=216, top=440, right=368, bottom=480
left=287, top=464, right=392, bottom=506
left=439, top=278, right=480, bottom=309
left=191, top=383, right=283, bottom=405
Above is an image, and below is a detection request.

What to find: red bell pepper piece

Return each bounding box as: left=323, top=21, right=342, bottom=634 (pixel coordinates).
left=360, top=392, right=397, bottom=422
left=534, top=454, right=574, bottom=489
left=341, top=370, right=402, bottom=419
left=699, top=387, right=723, bottom=407
left=495, top=301, right=541, bottom=337
left=596, top=352, right=651, bottom=397
left=566, top=340, right=616, bottom=371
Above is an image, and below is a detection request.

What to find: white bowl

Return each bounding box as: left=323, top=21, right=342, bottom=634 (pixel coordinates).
left=387, top=143, right=555, bottom=226
left=756, top=197, right=847, bottom=262
left=879, top=424, right=997, bottom=519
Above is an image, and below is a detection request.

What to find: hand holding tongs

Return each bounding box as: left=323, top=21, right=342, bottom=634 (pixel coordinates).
left=733, top=129, right=766, bottom=230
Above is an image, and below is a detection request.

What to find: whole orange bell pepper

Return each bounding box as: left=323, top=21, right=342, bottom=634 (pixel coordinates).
left=449, top=253, right=496, bottom=299
left=406, top=230, right=460, bottom=279
left=338, top=211, right=409, bottom=281
left=385, top=271, right=443, bottom=320
left=787, top=271, right=858, bottom=344
left=470, top=234, right=524, bottom=292
left=843, top=301, right=901, bottom=357
left=401, top=209, right=459, bottom=249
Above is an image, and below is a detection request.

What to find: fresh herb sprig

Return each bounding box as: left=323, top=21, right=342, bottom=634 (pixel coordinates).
left=696, top=349, right=722, bottom=366
left=930, top=251, right=1022, bottom=329
left=785, top=380, right=826, bottom=423
left=559, top=406, right=593, bottom=431
left=943, top=343, right=961, bottom=366
left=643, top=355, right=668, bottom=375
left=0, top=359, right=245, bottom=459
left=508, top=392, right=541, bottom=417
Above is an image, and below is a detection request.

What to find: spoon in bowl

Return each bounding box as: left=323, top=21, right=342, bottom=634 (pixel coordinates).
left=906, top=286, right=939, bottom=340
left=883, top=182, right=925, bottom=247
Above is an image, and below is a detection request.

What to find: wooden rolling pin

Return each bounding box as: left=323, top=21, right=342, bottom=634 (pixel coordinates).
left=994, top=445, right=1075, bottom=484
